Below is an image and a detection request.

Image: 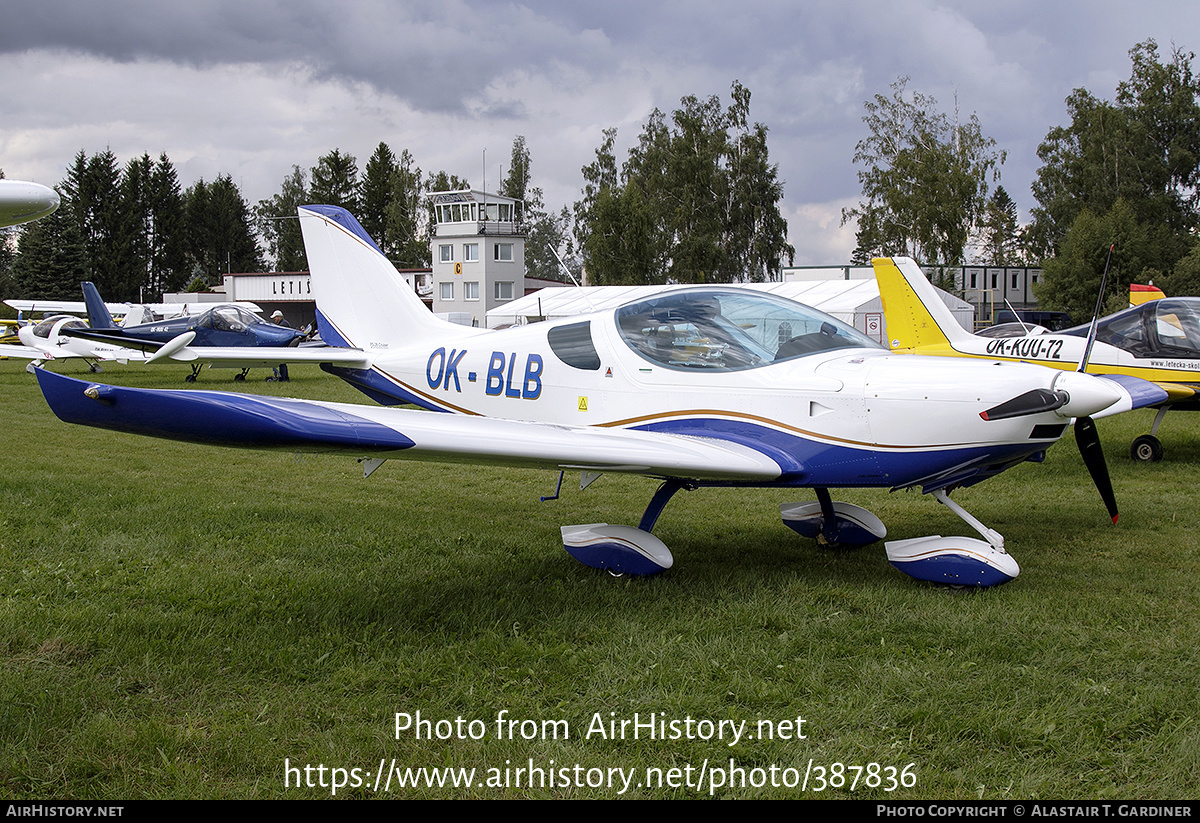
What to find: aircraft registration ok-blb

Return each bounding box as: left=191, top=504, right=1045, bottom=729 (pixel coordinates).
left=873, top=256, right=1200, bottom=462
left=32, top=206, right=1168, bottom=587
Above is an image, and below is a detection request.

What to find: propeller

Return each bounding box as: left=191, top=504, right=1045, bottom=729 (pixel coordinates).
left=1075, top=415, right=1118, bottom=523
left=1074, top=245, right=1118, bottom=523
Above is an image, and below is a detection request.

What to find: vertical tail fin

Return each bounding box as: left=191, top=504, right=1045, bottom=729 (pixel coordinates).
left=81, top=282, right=117, bottom=329
left=872, top=257, right=970, bottom=353
left=298, top=205, right=471, bottom=350
left=1129, top=283, right=1165, bottom=307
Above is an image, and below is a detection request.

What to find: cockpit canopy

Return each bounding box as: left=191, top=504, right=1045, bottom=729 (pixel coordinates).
left=1079, top=298, right=1200, bottom=357
left=196, top=306, right=266, bottom=333
left=615, top=289, right=881, bottom=371
left=32, top=316, right=87, bottom=339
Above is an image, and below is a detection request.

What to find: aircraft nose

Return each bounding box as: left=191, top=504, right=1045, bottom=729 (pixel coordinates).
left=1052, top=371, right=1121, bottom=418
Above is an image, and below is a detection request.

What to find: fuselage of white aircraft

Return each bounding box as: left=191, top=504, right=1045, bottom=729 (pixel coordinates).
left=14, top=315, right=148, bottom=364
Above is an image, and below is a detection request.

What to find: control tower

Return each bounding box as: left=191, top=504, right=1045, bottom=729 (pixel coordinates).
left=428, top=190, right=525, bottom=327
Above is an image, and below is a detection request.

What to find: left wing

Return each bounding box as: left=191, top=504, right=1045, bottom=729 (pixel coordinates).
left=34, top=369, right=783, bottom=481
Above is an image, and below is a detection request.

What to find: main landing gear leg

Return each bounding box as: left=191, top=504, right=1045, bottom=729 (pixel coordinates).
left=561, top=479, right=693, bottom=576
left=884, top=489, right=1019, bottom=587
left=779, top=488, right=887, bottom=548
left=184, top=364, right=203, bottom=383
left=1131, top=406, right=1169, bottom=463
left=234, top=368, right=250, bottom=382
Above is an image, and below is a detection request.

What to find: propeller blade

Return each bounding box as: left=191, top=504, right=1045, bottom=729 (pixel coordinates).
left=1074, top=415, right=1118, bottom=524
left=1077, top=244, right=1114, bottom=373
left=979, top=388, right=1068, bottom=421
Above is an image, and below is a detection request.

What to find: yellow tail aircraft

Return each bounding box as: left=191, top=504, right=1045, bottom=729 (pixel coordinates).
left=873, top=257, right=1199, bottom=462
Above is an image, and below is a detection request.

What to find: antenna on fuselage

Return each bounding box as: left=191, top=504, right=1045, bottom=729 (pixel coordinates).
left=1077, top=244, right=1114, bottom=374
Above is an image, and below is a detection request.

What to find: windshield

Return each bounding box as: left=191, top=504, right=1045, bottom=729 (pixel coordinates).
left=200, top=306, right=265, bottom=332
left=33, top=317, right=86, bottom=339
left=616, top=289, right=880, bottom=371
left=1086, top=298, right=1200, bottom=357
left=1151, top=299, right=1200, bottom=353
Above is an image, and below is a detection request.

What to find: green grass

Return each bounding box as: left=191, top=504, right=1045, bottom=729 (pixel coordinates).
left=0, top=356, right=1197, bottom=798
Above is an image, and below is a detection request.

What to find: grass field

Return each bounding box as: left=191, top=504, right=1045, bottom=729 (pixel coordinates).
left=1, top=356, right=1197, bottom=798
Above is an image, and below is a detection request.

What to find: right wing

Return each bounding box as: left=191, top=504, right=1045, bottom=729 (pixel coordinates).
left=34, top=369, right=783, bottom=481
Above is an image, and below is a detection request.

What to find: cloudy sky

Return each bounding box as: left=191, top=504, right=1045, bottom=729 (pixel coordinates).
left=2, top=0, right=1198, bottom=264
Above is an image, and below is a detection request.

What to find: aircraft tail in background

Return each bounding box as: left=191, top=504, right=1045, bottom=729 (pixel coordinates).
left=872, top=257, right=973, bottom=354
left=81, top=282, right=119, bottom=329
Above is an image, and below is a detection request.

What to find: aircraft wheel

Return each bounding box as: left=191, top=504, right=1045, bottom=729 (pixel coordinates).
left=184, top=373, right=197, bottom=383
left=1130, top=435, right=1163, bottom=463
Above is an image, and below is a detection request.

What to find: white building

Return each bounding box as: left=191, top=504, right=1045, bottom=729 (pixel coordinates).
left=429, top=190, right=525, bottom=327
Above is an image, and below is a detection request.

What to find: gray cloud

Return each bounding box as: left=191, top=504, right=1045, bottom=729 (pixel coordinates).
left=3, top=0, right=1199, bottom=264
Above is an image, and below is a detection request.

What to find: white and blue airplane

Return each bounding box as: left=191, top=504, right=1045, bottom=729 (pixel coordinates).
left=32, top=206, right=1170, bottom=587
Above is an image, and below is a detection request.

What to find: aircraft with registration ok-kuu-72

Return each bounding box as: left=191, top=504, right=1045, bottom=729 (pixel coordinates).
left=872, top=256, right=1200, bottom=463
left=32, top=206, right=1169, bottom=587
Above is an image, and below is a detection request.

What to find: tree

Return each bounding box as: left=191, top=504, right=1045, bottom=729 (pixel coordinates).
left=1032, top=40, right=1200, bottom=315
left=383, top=150, right=426, bottom=267
left=1032, top=41, right=1200, bottom=252
left=1164, top=239, right=1200, bottom=295
left=1037, top=198, right=1191, bottom=320
left=500, top=136, right=533, bottom=223
left=57, top=149, right=127, bottom=296
left=573, top=82, right=792, bottom=286
left=9, top=202, right=87, bottom=300
left=255, top=165, right=309, bottom=271
left=358, top=143, right=396, bottom=255
left=116, top=153, right=187, bottom=300
left=500, top=136, right=574, bottom=282
left=844, top=77, right=1005, bottom=266
left=183, top=175, right=263, bottom=285
left=310, top=149, right=359, bottom=213
left=977, top=186, right=1020, bottom=265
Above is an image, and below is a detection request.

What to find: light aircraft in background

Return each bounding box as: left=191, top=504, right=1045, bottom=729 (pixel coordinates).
left=32, top=207, right=1169, bottom=588
left=873, top=257, right=1199, bottom=463
left=7, top=283, right=366, bottom=377
left=4, top=296, right=262, bottom=323
left=0, top=179, right=59, bottom=228
left=13, top=314, right=150, bottom=369
left=59, top=282, right=308, bottom=381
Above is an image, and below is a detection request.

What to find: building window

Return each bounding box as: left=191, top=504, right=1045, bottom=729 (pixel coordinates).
left=495, top=281, right=514, bottom=301
left=464, top=243, right=479, bottom=262
left=464, top=282, right=479, bottom=301
left=440, top=282, right=454, bottom=301
left=494, top=243, right=514, bottom=262
left=1011, top=273, right=1019, bottom=289
left=439, top=244, right=453, bottom=263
